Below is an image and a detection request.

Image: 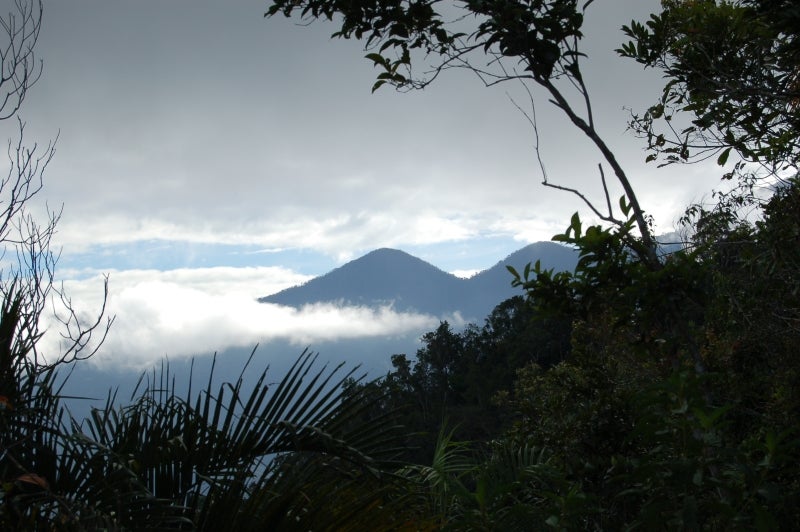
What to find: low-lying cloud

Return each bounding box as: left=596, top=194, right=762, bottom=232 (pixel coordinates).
left=39, top=266, right=446, bottom=370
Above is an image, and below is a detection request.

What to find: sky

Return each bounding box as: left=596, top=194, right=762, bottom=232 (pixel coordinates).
left=5, top=0, right=726, bottom=369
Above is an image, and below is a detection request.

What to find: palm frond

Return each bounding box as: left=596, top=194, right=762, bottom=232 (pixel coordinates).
left=59, top=348, right=413, bottom=529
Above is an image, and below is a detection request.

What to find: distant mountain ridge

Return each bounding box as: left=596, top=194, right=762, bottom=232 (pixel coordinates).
left=259, top=242, right=579, bottom=321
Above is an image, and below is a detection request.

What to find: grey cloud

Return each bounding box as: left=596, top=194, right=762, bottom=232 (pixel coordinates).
left=19, top=0, right=722, bottom=262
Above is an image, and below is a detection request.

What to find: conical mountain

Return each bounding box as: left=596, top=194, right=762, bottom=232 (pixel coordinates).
left=259, top=248, right=469, bottom=315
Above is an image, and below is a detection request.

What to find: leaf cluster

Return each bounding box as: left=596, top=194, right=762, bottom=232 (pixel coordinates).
left=619, top=0, right=800, bottom=176
left=265, top=0, right=591, bottom=90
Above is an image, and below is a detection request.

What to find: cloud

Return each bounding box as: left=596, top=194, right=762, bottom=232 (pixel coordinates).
left=450, top=269, right=480, bottom=279
left=38, top=266, right=443, bottom=370
left=17, top=0, right=724, bottom=269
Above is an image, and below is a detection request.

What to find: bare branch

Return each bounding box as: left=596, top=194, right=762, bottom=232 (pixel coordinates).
left=51, top=275, right=115, bottom=365
left=598, top=164, right=614, bottom=220
left=539, top=77, right=659, bottom=266
left=0, top=0, right=43, bottom=120
left=542, top=180, right=622, bottom=226
left=508, top=77, right=624, bottom=228
left=505, top=83, right=548, bottom=184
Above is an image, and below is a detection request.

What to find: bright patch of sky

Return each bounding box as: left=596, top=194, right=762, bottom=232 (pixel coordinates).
left=57, top=242, right=339, bottom=278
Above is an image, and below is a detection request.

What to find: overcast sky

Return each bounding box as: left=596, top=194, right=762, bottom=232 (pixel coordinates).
left=7, top=0, right=725, bottom=368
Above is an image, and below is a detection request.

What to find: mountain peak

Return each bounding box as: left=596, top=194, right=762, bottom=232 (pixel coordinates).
left=355, top=247, right=428, bottom=265
left=259, top=247, right=464, bottom=315
left=259, top=242, right=579, bottom=321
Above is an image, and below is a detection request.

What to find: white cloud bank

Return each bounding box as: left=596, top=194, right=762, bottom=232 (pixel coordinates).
left=38, top=266, right=445, bottom=370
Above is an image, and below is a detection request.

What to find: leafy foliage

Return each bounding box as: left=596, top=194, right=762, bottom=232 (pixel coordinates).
left=2, top=348, right=423, bottom=530
left=619, top=0, right=800, bottom=175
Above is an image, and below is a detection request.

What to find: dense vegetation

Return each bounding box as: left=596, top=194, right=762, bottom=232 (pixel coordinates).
left=2, top=0, right=799, bottom=529
left=348, top=175, right=800, bottom=528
